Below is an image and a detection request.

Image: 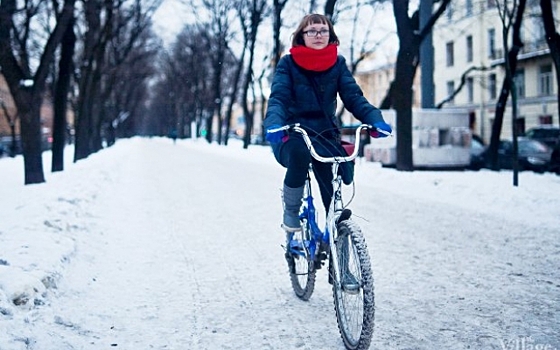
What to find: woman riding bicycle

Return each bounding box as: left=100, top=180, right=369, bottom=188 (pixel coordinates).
left=264, top=13, right=392, bottom=233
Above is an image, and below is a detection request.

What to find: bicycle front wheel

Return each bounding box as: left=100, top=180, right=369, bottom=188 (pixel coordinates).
left=331, top=220, right=375, bottom=350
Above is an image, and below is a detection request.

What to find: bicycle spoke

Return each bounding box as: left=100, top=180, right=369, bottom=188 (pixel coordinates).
left=286, top=183, right=317, bottom=301
left=332, top=220, right=375, bottom=350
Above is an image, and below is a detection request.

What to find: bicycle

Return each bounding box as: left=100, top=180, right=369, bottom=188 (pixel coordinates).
left=268, top=123, right=386, bottom=350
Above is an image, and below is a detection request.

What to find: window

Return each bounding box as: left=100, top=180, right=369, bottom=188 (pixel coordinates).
left=539, top=64, right=553, bottom=96
left=539, top=115, right=553, bottom=125
left=466, top=36, right=473, bottom=62
left=487, top=0, right=497, bottom=8
left=514, top=69, right=525, bottom=98
left=489, top=74, right=497, bottom=99
left=466, top=0, right=473, bottom=16
left=488, top=29, right=496, bottom=58
left=515, top=118, right=526, bottom=136
left=535, top=17, right=546, bottom=44
left=447, top=3, right=453, bottom=21
left=447, top=81, right=455, bottom=104
left=446, top=42, right=454, bottom=67
left=467, top=77, right=474, bottom=102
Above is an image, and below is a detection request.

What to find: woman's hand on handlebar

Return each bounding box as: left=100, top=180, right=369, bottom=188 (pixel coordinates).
left=265, top=125, right=288, bottom=144
left=370, top=121, right=392, bottom=138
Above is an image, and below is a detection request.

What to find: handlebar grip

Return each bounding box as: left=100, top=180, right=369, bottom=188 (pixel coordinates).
left=266, top=125, right=293, bottom=134
left=375, top=128, right=392, bottom=137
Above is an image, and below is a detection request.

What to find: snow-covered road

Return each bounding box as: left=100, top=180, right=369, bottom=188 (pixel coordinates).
left=1, top=138, right=558, bottom=349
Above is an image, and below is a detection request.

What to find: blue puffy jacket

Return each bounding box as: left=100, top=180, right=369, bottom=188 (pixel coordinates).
left=264, top=54, right=384, bottom=136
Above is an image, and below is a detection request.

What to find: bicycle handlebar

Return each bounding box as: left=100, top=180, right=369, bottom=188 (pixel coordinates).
left=267, top=123, right=383, bottom=163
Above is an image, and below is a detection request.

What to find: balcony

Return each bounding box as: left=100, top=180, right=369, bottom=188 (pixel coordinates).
left=490, top=39, right=551, bottom=66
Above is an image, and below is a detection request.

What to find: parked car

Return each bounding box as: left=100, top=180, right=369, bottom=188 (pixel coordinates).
left=0, top=136, right=22, bottom=156
left=468, top=135, right=486, bottom=170
left=524, top=126, right=560, bottom=148
left=489, top=137, right=552, bottom=173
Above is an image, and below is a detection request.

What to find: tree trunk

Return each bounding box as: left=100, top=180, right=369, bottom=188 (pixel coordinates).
left=211, top=37, right=225, bottom=145
left=389, top=0, right=449, bottom=171
left=272, top=0, right=288, bottom=70
left=392, top=0, right=419, bottom=171
left=540, top=0, right=560, bottom=125
left=486, top=0, right=527, bottom=171
left=0, top=0, right=75, bottom=184
left=240, top=0, right=266, bottom=149
left=393, top=51, right=416, bottom=171
left=18, top=94, right=45, bottom=184
left=52, top=18, right=76, bottom=172
left=324, top=0, right=336, bottom=21
left=223, top=50, right=245, bottom=146
left=74, top=1, right=99, bottom=161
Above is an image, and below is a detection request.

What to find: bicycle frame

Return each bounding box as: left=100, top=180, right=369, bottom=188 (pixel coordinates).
left=284, top=124, right=372, bottom=265
left=272, top=123, right=381, bottom=348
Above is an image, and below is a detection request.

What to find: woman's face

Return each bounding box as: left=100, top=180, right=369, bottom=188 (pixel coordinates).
left=302, top=22, right=330, bottom=50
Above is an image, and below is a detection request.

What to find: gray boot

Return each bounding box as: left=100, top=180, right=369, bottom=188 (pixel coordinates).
left=282, top=184, right=304, bottom=232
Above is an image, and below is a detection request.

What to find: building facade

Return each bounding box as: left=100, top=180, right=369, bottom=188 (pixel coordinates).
left=432, top=0, right=558, bottom=143
left=0, top=74, right=57, bottom=153
left=0, top=74, right=19, bottom=136
left=354, top=1, right=558, bottom=145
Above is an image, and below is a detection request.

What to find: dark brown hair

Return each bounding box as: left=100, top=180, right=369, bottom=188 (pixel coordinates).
left=291, top=14, right=339, bottom=47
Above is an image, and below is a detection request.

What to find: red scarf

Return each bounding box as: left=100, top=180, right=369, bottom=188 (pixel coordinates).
left=290, top=44, right=338, bottom=72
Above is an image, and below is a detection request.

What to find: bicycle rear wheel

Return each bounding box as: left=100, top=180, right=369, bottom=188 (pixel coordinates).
left=286, top=215, right=317, bottom=301
left=286, top=183, right=316, bottom=301
left=331, top=220, right=375, bottom=350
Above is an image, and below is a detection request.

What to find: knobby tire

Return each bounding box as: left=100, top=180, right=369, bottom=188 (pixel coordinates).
left=288, top=216, right=317, bottom=301
left=332, top=220, right=375, bottom=350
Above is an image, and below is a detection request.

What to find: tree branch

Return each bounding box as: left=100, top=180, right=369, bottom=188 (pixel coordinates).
left=418, top=0, right=451, bottom=41
left=436, top=66, right=490, bottom=109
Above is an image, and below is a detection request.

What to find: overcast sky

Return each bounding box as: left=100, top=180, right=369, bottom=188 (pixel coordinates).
left=151, top=0, right=399, bottom=72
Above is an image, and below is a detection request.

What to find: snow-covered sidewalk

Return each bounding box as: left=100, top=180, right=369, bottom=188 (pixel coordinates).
left=1, top=137, right=559, bottom=349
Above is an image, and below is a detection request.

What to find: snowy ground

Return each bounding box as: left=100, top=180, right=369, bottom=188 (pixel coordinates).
left=0, top=137, right=559, bottom=350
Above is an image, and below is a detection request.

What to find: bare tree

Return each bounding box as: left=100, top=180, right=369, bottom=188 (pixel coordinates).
left=0, top=0, right=76, bottom=184
left=325, top=0, right=337, bottom=21
left=74, top=1, right=110, bottom=161
left=540, top=0, right=560, bottom=126
left=52, top=16, right=76, bottom=172
left=256, top=55, right=269, bottom=145
left=486, top=0, right=527, bottom=184
left=335, top=0, right=391, bottom=124
left=308, top=0, right=319, bottom=14
left=199, top=0, right=237, bottom=144
left=175, top=25, right=214, bottom=139
left=389, top=0, right=450, bottom=171
left=223, top=46, right=246, bottom=146
left=108, top=30, right=160, bottom=142
left=101, top=3, right=161, bottom=143
left=271, top=0, right=290, bottom=70
left=150, top=23, right=238, bottom=142
left=74, top=0, right=161, bottom=161
left=436, top=66, right=490, bottom=109
left=236, top=0, right=268, bottom=149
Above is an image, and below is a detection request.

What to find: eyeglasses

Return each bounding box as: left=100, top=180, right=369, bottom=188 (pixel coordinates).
left=303, top=29, right=329, bottom=37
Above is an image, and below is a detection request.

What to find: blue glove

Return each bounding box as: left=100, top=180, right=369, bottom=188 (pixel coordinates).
left=370, top=121, right=392, bottom=138
left=265, top=125, right=286, bottom=144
